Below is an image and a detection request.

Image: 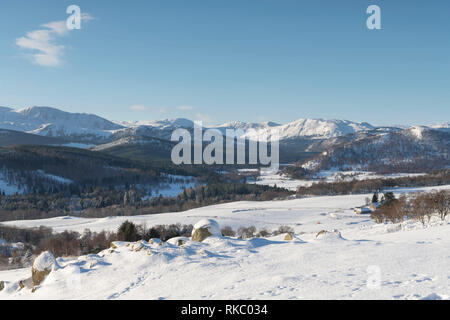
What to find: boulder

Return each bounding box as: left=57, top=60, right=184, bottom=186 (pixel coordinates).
left=192, top=228, right=212, bottom=242
left=167, top=237, right=190, bottom=246
left=316, top=230, right=327, bottom=238
left=284, top=233, right=294, bottom=241
left=315, top=229, right=344, bottom=241
left=18, top=278, right=33, bottom=290
left=31, top=251, right=58, bottom=286
left=191, top=219, right=221, bottom=242
left=130, top=242, right=144, bottom=252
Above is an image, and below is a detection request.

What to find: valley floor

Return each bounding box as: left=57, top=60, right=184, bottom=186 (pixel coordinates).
left=1, top=184, right=449, bottom=300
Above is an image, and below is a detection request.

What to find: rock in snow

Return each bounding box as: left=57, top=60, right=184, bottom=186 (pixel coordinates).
left=31, top=251, right=58, bottom=286
left=315, top=229, right=344, bottom=241
left=191, top=219, right=221, bottom=242
left=284, top=233, right=294, bottom=241
left=167, top=237, right=190, bottom=246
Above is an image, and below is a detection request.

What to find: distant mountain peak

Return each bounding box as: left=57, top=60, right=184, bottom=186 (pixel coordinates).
left=0, top=106, right=124, bottom=143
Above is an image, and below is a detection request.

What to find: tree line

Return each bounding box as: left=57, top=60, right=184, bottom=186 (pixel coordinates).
left=296, top=170, right=450, bottom=196
left=0, top=183, right=293, bottom=222
left=372, top=190, right=450, bottom=224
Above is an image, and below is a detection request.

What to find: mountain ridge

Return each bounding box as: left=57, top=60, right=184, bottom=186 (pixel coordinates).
left=0, top=106, right=388, bottom=142
left=0, top=106, right=448, bottom=169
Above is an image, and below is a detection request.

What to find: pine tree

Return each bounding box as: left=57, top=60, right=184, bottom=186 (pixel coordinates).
left=372, top=192, right=379, bottom=203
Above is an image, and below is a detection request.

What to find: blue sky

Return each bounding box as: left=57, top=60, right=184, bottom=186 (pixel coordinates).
left=0, top=0, right=449, bottom=126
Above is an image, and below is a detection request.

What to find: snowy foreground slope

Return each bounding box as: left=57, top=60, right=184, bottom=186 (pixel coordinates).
left=1, top=185, right=450, bottom=300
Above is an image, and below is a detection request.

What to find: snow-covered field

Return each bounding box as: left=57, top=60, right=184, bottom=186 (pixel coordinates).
left=142, top=175, right=198, bottom=200
left=1, top=184, right=449, bottom=300
left=249, top=170, right=426, bottom=191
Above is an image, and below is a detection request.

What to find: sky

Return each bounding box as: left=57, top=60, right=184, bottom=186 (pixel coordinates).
left=0, top=0, right=449, bottom=126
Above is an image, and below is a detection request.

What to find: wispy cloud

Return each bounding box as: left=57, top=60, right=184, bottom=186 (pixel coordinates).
left=15, top=14, right=93, bottom=67
left=177, top=105, right=196, bottom=111
left=129, top=104, right=148, bottom=111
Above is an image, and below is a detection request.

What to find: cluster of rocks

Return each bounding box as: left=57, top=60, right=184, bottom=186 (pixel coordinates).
left=2, top=219, right=302, bottom=293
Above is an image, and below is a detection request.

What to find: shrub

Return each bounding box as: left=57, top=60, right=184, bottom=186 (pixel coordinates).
left=117, top=220, right=140, bottom=242
left=237, top=226, right=256, bottom=239
left=144, top=224, right=193, bottom=241
left=272, top=225, right=294, bottom=236
left=256, top=229, right=271, bottom=238
left=221, top=226, right=236, bottom=237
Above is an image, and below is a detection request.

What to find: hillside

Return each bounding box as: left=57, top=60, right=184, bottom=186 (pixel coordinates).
left=0, top=106, right=124, bottom=143
left=1, top=106, right=448, bottom=169
left=1, top=184, right=449, bottom=300
left=0, top=129, right=66, bottom=147
left=302, top=127, right=450, bottom=173
left=0, top=145, right=216, bottom=195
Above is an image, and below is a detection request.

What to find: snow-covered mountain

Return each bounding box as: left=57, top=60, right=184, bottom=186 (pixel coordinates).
left=215, top=120, right=280, bottom=132
left=119, top=118, right=195, bottom=129
left=243, top=118, right=374, bottom=141
left=0, top=106, right=378, bottom=143
left=303, top=126, right=450, bottom=173
left=0, top=106, right=124, bottom=143
left=429, top=122, right=450, bottom=133
left=1, top=106, right=448, bottom=168
left=113, top=118, right=195, bottom=142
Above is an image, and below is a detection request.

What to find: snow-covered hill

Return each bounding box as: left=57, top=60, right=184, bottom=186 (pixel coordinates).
left=212, top=119, right=374, bottom=141
left=0, top=106, right=377, bottom=144
left=1, top=106, right=448, bottom=169
left=247, top=118, right=374, bottom=140
left=0, top=106, right=124, bottom=143
left=1, top=184, right=449, bottom=300
left=303, top=127, right=450, bottom=172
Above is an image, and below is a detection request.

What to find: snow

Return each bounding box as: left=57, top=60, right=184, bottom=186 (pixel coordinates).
left=62, top=143, right=95, bottom=149
left=1, top=184, right=450, bottom=300
left=0, top=106, right=380, bottom=144
left=1, top=216, right=450, bottom=299
left=0, top=106, right=124, bottom=141
left=3, top=184, right=449, bottom=235
left=36, top=170, right=73, bottom=185
left=229, top=118, right=374, bottom=141
left=192, top=219, right=222, bottom=237
left=0, top=172, right=24, bottom=195
left=249, top=172, right=313, bottom=191
left=166, top=237, right=190, bottom=246
left=120, top=118, right=194, bottom=129
left=141, top=175, right=198, bottom=199
left=249, top=170, right=426, bottom=192
left=33, top=251, right=58, bottom=272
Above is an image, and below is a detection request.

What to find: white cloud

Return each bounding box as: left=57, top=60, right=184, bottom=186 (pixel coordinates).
left=15, top=14, right=93, bottom=67
left=177, top=105, right=196, bottom=111
left=129, top=105, right=148, bottom=111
